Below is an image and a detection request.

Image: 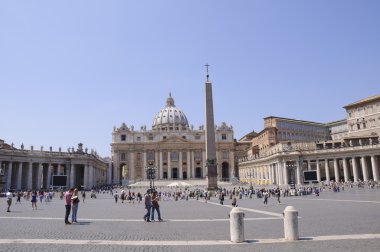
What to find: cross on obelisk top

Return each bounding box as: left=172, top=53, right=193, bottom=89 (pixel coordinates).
left=205, top=64, right=210, bottom=82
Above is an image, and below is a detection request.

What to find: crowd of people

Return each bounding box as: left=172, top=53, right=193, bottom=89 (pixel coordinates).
left=3, top=179, right=379, bottom=224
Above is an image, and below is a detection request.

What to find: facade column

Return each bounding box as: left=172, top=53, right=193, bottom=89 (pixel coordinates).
left=159, top=151, right=163, bottom=179
left=202, top=151, right=206, bottom=178
left=352, top=157, right=359, bottom=182
left=316, top=160, right=321, bottom=182
left=143, top=151, right=147, bottom=180
left=84, top=164, right=89, bottom=189
left=17, top=162, right=23, bottom=190
left=230, top=151, right=235, bottom=178
left=325, top=159, right=330, bottom=183
left=107, top=162, right=112, bottom=185
left=371, top=155, right=379, bottom=182
left=88, top=165, right=94, bottom=188
left=277, top=162, right=284, bottom=185
left=187, top=150, right=191, bottom=179
left=6, top=161, right=13, bottom=190
left=342, top=158, right=349, bottom=182
left=283, top=162, right=289, bottom=185
left=268, top=165, right=272, bottom=184
left=37, top=163, right=43, bottom=189
left=167, top=151, right=171, bottom=179
left=155, top=151, right=159, bottom=180
left=27, top=162, right=32, bottom=190
left=307, top=160, right=311, bottom=171
left=179, top=151, right=183, bottom=179
left=70, top=164, right=75, bottom=188
left=333, top=159, right=340, bottom=182
left=191, top=151, right=195, bottom=179
left=128, top=152, right=135, bottom=182
left=296, top=160, right=301, bottom=185
left=361, top=156, right=369, bottom=182
left=46, top=163, right=52, bottom=189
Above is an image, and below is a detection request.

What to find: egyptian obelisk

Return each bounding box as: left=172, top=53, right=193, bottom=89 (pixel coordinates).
left=205, top=64, right=218, bottom=190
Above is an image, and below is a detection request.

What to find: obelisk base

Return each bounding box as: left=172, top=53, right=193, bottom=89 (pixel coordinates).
left=207, top=164, right=218, bottom=191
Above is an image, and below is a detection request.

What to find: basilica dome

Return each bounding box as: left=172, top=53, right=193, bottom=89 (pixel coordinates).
left=152, top=93, right=189, bottom=131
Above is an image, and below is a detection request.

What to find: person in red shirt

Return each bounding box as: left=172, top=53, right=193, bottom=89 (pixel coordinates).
left=64, top=188, right=74, bottom=224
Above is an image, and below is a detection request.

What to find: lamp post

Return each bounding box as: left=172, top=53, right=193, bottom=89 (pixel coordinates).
left=145, top=162, right=157, bottom=192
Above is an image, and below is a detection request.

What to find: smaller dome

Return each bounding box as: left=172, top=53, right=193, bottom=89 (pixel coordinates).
left=152, top=93, right=189, bottom=131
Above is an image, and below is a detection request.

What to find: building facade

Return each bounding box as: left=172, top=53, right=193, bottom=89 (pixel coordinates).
left=238, top=94, right=380, bottom=186
left=111, top=94, right=235, bottom=185
left=0, top=141, right=108, bottom=191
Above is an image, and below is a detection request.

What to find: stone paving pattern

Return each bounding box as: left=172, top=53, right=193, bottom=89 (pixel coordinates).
left=0, top=187, right=380, bottom=251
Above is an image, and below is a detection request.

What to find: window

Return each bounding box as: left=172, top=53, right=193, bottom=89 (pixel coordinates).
left=136, top=136, right=141, bottom=141
left=148, top=134, right=153, bottom=141
left=182, top=136, right=186, bottom=139
left=147, top=151, right=155, bottom=161
left=222, top=134, right=227, bottom=140
left=120, top=153, right=126, bottom=161
left=195, top=134, right=201, bottom=140
left=121, top=135, right=126, bottom=141
left=171, top=152, right=178, bottom=161
left=222, top=151, right=229, bottom=159
left=163, top=136, right=167, bottom=140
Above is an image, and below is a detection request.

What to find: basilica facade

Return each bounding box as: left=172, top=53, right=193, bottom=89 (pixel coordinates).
left=111, top=94, right=235, bottom=185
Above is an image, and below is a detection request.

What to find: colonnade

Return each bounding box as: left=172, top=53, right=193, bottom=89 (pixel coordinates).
left=239, top=154, right=380, bottom=186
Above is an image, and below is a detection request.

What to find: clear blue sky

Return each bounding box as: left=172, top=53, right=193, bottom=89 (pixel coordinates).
left=1, top=1, right=379, bottom=157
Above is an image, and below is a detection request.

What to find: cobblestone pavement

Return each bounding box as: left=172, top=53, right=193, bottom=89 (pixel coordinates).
left=0, top=187, right=380, bottom=251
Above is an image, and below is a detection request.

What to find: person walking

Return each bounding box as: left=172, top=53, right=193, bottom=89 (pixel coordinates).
left=64, top=188, right=74, bottom=224
left=232, top=196, right=237, bottom=207
left=16, top=191, right=22, bottom=204
left=275, top=187, right=281, bottom=204
left=6, top=189, right=12, bottom=212
left=82, top=191, right=86, bottom=203
left=114, top=191, right=119, bottom=203
left=71, top=189, right=80, bottom=223
left=263, top=190, right=269, bottom=205
left=143, top=190, right=152, bottom=222
left=31, top=191, right=37, bottom=210
left=151, top=191, right=163, bottom=221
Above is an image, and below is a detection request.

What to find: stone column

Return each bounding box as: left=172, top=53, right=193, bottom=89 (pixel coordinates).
left=84, top=164, right=89, bottom=189
left=155, top=151, right=159, bottom=180
left=283, top=162, right=289, bottom=186
left=342, top=158, right=349, bottom=182
left=159, top=151, right=163, bottom=179
left=179, top=151, right=183, bottom=179
left=325, top=159, right=330, bottom=183
left=167, top=151, right=171, bottom=179
left=36, top=163, right=43, bottom=189
left=230, top=151, right=235, bottom=178
left=316, top=160, right=321, bottom=182
left=143, top=151, right=147, bottom=180
left=268, top=165, right=272, bottom=184
left=187, top=150, right=191, bottom=179
left=371, top=156, right=379, bottom=182
left=296, top=160, right=301, bottom=185
left=278, top=162, right=283, bottom=185
left=107, top=162, right=112, bottom=185
left=6, top=161, right=13, bottom=190
left=70, top=164, right=75, bottom=188
left=27, top=162, right=32, bottom=190
left=46, top=164, right=52, bottom=189
left=88, top=165, right=94, bottom=188
left=333, top=159, right=340, bottom=182
left=129, top=152, right=135, bottom=182
left=307, top=160, right=311, bottom=171
left=17, top=162, right=23, bottom=190
left=352, top=157, right=359, bottom=182
left=361, top=156, right=369, bottom=182
left=191, top=151, right=195, bottom=179
left=202, top=151, right=206, bottom=178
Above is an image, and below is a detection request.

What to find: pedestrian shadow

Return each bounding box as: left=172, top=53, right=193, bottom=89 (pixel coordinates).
left=75, top=222, right=91, bottom=225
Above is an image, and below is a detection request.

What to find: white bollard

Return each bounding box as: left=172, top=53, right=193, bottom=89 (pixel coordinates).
left=229, top=207, right=245, bottom=243
left=283, top=206, right=299, bottom=241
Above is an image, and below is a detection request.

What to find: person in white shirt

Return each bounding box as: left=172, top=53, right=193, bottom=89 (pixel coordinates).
left=6, top=189, right=13, bottom=212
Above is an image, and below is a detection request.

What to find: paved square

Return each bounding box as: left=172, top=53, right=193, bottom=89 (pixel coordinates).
left=1, top=187, right=380, bottom=251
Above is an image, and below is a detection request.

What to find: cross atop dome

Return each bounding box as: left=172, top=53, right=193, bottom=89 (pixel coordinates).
left=166, top=92, right=175, bottom=107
